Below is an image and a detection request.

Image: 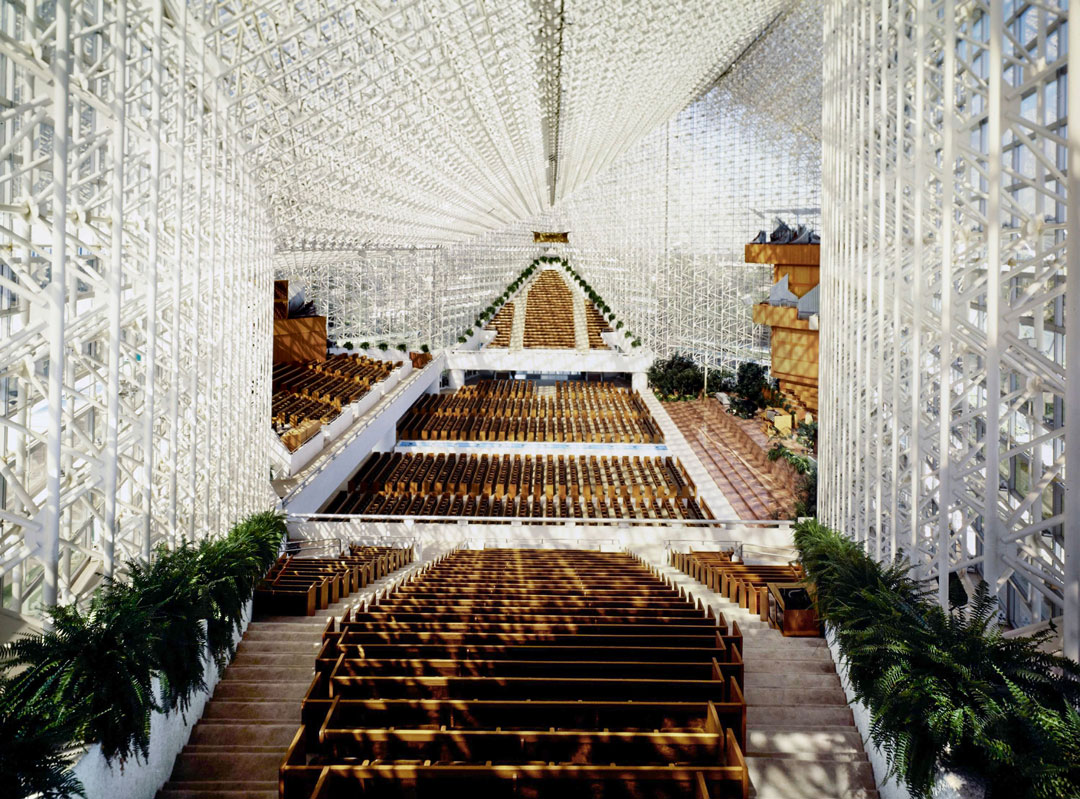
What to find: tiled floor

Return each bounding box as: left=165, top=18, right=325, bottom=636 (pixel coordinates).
left=665, top=399, right=796, bottom=519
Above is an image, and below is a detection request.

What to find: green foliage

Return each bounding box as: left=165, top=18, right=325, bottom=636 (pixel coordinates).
left=794, top=520, right=1080, bottom=799
left=729, top=361, right=771, bottom=418
left=796, top=419, right=818, bottom=451
left=0, top=511, right=285, bottom=794
left=457, top=336, right=466, bottom=344
left=359, top=341, right=370, bottom=350
left=420, top=344, right=430, bottom=353
left=0, top=675, right=86, bottom=798
left=632, top=339, right=641, bottom=347
left=396, top=343, right=407, bottom=352
left=647, top=354, right=705, bottom=400
left=767, top=443, right=817, bottom=518
left=3, top=586, right=157, bottom=762
left=465, top=328, right=474, bottom=337
left=615, top=320, right=624, bottom=329
left=377, top=341, right=388, bottom=351
left=342, top=341, right=353, bottom=351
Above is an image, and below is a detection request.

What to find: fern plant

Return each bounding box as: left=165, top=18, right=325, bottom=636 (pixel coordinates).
left=0, top=674, right=87, bottom=798
left=795, top=520, right=1080, bottom=798
left=127, top=544, right=209, bottom=713
left=2, top=585, right=157, bottom=763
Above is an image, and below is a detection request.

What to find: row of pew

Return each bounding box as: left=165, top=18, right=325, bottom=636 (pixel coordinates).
left=340, top=452, right=699, bottom=502
left=398, top=380, right=663, bottom=443
left=585, top=301, right=612, bottom=348
left=524, top=270, right=578, bottom=348
left=254, top=546, right=415, bottom=616
left=671, top=550, right=819, bottom=634
left=486, top=302, right=514, bottom=347
left=273, top=354, right=397, bottom=451
left=280, top=549, right=750, bottom=799
left=324, top=491, right=713, bottom=522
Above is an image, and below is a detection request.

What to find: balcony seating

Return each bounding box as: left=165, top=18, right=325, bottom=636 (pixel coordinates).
left=586, top=303, right=612, bottom=348
left=398, top=379, right=663, bottom=443
left=524, top=270, right=577, bottom=348
left=254, top=546, right=415, bottom=616
left=485, top=302, right=514, bottom=347
left=322, top=452, right=713, bottom=521
left=281, top=549, right=749, bottom=799
left=272, top=354, right=397, bottom=451
left=409, top=351, right=433, bottom=369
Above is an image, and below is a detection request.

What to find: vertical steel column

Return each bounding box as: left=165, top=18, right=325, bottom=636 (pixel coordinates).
left=1064, top=0, right=1080, bottom=662
left=169, top=0, right=188, bottom=538
left=43, top=0, right=72, bottom=609
left=937, top=0, right=956, bottom=608
left=142, top=0, right=163, bottom=560
left=103, top=0, right=128, bottom=577
left=983, top=3, right=1003, bottom=598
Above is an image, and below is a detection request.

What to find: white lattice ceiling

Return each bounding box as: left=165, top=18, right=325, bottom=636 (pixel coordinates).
left=194, top=0, right=790, bottom=248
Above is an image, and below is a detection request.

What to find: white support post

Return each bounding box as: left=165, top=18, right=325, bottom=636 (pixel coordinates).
left=103, top=0, right=128, bottom=578
left=43, top=0, right=72, bottom=610
left=1064, top=0, right=1080, bottom=662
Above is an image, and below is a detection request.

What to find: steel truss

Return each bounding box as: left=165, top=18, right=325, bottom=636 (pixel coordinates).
left=820, top=0, right=1079, bottom=657
left=0, top=0, right=273, bottom=616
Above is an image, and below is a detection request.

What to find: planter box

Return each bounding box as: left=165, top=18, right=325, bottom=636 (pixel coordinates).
left=70, top=601, right=253, bottom=799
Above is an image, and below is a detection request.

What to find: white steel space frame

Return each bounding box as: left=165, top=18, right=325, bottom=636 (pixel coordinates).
left=0, top=0, right=273, bottom=616
left=820, top=0, right=1080, bottom=659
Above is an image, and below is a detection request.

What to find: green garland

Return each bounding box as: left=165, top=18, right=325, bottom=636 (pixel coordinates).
left=0, top=511, right=286, bottom=798
left=461, top=256, right=638, bottom=346
left=794, top=519, right=1080, bottom=799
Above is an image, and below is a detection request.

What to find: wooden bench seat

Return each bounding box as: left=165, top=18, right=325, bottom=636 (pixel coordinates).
left=279, top=549, right=749, bottom=799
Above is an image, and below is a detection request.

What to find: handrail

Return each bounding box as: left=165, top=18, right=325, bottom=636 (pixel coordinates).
left=281, top=353, right=445, bottom=501
left=287, top=512, right=792, bottom=529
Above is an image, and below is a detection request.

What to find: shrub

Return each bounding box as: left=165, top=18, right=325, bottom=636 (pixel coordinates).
left=420, top=344, right=430, bottom=353
left=632, top=339, right=641, bottom=347
left=794, top=520, right=1080, bottom=798
left=343, top=341, right=353, bottom=351
left=359, top=341, right=370, bottom=350
left=457, top=336, right=466, bottom=344
left=647, top=354, right=705, bottom=400
left=377, top=342, right=388, bottom=351
left=729, top=361, right=770, bottom=418
left=465, top=328, right=474, bottom=337
left=616, top=320, right=624, bottom=329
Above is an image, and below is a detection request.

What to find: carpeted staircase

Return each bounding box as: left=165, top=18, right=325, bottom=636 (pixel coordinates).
left=645, top=556, right=880, bottom=799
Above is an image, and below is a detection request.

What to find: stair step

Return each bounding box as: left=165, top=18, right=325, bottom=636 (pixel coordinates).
left=746, top=757, right=877, bottom=799
left=170, top=752, right=283, bottom=782
left=188, top=723, right=298, bottom=748
left=239, top=629, right=329, bottom=642
left=159, top=780, right=277, bottom=799
left=748, top=706, right=854, bottom=727
left=221, top=665, right=314, bottom=681
left=211, top=681, right=311, bottom=700
left=744, top=688, right=848, bottom=706
left=747, top=728, right=866, bottom=757
left=744, top=658, right=837, bottom=674
left=740, top=646, right=834, bottom=661
left=231, top=652, right=319, bottom=668
left=201, top=701, right=300, bottom=722
left=236, top=640, right=324, bottom=654
left=743, top=672, right=841, bottom=689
